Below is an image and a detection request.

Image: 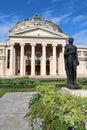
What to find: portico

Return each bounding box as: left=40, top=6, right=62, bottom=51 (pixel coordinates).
left=8, top=41, right=65, bottom=76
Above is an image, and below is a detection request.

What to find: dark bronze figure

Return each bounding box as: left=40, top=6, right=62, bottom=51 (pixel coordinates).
left=64, top=37, right=81, bottom=89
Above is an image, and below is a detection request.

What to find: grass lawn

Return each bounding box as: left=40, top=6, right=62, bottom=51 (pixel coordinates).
left=0, top=77, right=38, bottom=97
left=0, top=80, right=64, bottom=97
left=0, top=87, right=36, bottom=97
left=0, top=77, right=87, bottom=97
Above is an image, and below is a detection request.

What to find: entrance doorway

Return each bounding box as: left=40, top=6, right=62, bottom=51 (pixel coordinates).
left=35, top=60, right=40, bottom=75
left=26, top=60, right=31, bottom=75
left=46, top=60, right=50, bottom=75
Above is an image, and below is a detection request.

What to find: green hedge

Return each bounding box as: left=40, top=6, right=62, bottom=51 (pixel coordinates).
left=0, top=77, right=40, bottom=88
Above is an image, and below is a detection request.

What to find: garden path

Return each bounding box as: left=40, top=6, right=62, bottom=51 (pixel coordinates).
left=0, top=92, right=35, bottom=130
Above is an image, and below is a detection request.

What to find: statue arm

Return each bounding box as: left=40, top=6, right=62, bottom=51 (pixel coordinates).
left=75, top=47, right=79, bottom=65
left=64, top=46, right=68, bottom=58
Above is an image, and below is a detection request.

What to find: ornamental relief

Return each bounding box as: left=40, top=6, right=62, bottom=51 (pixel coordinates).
left=10, top=24, right=58, bottom=35
left=83, top=51, right=87, bottom=56
left=0, top=49, right=3, bottom=54
left=77, top=51, right=81, bottom=56
left=79, top=57, right=87, bottom=61
left=9, top=14, right=61, bottom=34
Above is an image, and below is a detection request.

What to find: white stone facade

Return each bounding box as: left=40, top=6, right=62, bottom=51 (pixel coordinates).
left=0, top=14, right=87, bottom=77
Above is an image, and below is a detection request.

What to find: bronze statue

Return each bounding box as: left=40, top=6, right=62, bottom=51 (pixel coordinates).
left=64, top=37, right=81, bottom=89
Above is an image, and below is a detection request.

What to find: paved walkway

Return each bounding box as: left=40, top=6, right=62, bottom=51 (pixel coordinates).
left=0, top=92, right=35, bottom=130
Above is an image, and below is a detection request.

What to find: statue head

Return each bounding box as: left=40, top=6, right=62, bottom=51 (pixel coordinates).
left=68, top=37, right=74, bottom=44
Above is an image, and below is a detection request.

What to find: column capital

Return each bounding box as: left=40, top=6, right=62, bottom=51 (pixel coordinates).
left=10, top=42, right=15, bottom=46
left=31, top=43, right=36, bottom=46
left=52, top=43, right=57, bottom=47
left=10, top=44, right=14, bottom=46
left=62, top=45, right=65, bottom=48
left=20, top=42, right=25, bottom=46
left=42, top=43, right=47, bottom=46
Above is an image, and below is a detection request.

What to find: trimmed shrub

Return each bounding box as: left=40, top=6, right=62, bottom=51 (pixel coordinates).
left=0, top=77, right=40, bottom=88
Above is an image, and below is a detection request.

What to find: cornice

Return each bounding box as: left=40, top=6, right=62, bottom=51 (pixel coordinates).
left=9, top=26, right=68, bottom=39
left=0, top=43, right=6, bottom=47
left=77, top=46, right=87, bottom=49
left=79, top=57, right=87, bottom=61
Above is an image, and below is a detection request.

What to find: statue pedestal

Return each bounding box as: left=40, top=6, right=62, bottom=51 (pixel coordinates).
left=67, top=83, right=82, bottom=89
left=58, top=87, right=87, bottom=97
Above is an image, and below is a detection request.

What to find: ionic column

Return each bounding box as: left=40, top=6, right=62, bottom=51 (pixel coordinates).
left=31, top=43, right=36, bottom=75
left=52, top=44, right=57, bottom=75
left=10, top=44, right=14, bottom=75
left=62, top=45, right=66, bottom=75
left=58, top=45, right=65, bottom=75
left=41, top=43, right=47, bottom=75
left=20, top=43, right=25, bottom=75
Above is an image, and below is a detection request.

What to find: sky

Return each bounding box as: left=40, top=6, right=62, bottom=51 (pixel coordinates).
left=0, top=0, right=87, bottom=46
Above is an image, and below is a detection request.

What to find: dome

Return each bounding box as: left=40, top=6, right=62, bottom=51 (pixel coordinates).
left=9, top=13, right=62, bottom=34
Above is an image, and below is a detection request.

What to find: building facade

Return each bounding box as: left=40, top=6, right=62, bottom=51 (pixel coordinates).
left=0, top=14, right=87, bottom=77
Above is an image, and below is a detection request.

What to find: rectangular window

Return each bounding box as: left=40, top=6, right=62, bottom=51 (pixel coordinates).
left=7, top=50, right=10, bottom=68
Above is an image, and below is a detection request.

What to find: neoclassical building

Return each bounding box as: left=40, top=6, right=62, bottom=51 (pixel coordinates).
left=0, top=14, right=87, bottom=77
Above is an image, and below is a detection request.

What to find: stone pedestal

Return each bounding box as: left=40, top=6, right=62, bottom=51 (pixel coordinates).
left=67, top=83, right=82, bottom=89
left=58, top=87, right=87, bottom=97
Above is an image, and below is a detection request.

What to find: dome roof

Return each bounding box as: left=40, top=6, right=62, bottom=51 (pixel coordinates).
left=9, top=13, right=62, bottom=34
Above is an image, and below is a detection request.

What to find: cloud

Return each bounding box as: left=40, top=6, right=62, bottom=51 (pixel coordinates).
left=52, top=0, right=87, bottom=15
left=0, top=14, right=11, bottom=22
left=41, top=10, right=71, bottom=24
left=73, top=29, right=87, bottom=46
left=42, top=11, right=87, bottom=46
left=52, top=0, right=63, bottom=2
left=52, top=0, right=79, bottom=2
left=51, top=14, right=71, bottom=24
left=80, top=21, right=87, bottom=27
left=72, top=15, right=85, bottom=23
left=41, top=10, right=52, bottom=19
left=0, top=14, right=20, bottom=42
left=26, top=0, right=32, bottom=4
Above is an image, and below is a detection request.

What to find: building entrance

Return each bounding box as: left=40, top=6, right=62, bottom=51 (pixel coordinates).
left=35, top=60, right=40, bottom=75
left=46, top=60, right=50, bottom=75
left=26, top=60, right=31, bottom=75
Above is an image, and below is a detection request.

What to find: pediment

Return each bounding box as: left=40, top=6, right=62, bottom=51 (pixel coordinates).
left=9, top=26, right=67, bottom=39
